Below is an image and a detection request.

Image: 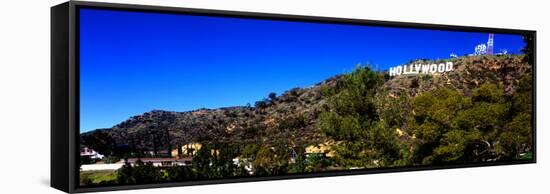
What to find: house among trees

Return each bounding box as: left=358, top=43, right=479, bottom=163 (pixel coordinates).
left=171, top=142, right=202, bottom=158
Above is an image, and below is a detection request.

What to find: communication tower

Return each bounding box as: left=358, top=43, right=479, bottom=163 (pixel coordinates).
left=487, top=33, right=494, bottom=55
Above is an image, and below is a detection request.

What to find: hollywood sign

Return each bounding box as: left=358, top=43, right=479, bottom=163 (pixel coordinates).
left=389, top=62, right=454, bottom=77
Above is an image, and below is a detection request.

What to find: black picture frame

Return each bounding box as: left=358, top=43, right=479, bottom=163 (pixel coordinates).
left=51, top=1, right=536, bottom=193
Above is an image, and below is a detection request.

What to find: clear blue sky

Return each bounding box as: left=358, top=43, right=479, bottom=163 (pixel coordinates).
left=79, top=8, right=525, bottom=132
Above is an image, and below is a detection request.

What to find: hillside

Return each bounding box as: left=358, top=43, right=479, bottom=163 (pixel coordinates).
left=383, top=55, right=531, bottom=97
left=80, top=54, right=532, bottom=160
left=81, top=75, right=337, bottom=155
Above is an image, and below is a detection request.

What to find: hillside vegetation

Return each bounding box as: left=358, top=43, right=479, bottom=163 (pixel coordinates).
left=81, top=54, right=533, bottom=182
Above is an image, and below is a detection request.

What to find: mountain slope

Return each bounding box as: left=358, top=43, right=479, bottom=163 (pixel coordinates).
left=80, top=54, right=532, bottom=157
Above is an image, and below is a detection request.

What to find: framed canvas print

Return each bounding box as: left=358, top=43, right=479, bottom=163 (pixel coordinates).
left=51, top=1, right=536, bottom=193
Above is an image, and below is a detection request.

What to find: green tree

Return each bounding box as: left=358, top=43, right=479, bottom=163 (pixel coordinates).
left=305, top=153, right=332, bottom=172
left=429, top=130, right=482, bottom=163
left=497, top=76, right=533, bottom=159
left=318, top=66, right=406, bottom=168
left=192, top=143, right=214, bottom=178
left=252, top=142, right=290, bottom=175
left=287, top=154, right=306, bottom=173
left=210, top=144, right=240, bottom=178
left=165, top=166, right=197, bottom=181
left=268, top=92, right=277, bottom=101
left=410, top=83, right=520, bottom=164
left=409, top=87, right=474, bottom=164
left=374, top=91, right=411, bottom=129
left=116, top=159, right=164, bottom=184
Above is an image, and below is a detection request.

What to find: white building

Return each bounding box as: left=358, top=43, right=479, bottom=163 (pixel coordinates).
left=80, top=147, right=105, bottom=160
left=80, top=163, right=124, bottom=171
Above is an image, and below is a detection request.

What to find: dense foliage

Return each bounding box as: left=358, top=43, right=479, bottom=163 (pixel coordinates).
left=409, top=77, right=533, bottom=165
left=318, top=66, right=408, bottom=168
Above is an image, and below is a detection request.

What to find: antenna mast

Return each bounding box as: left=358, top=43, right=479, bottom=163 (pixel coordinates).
left=487, top=33, right=494, bottom=55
